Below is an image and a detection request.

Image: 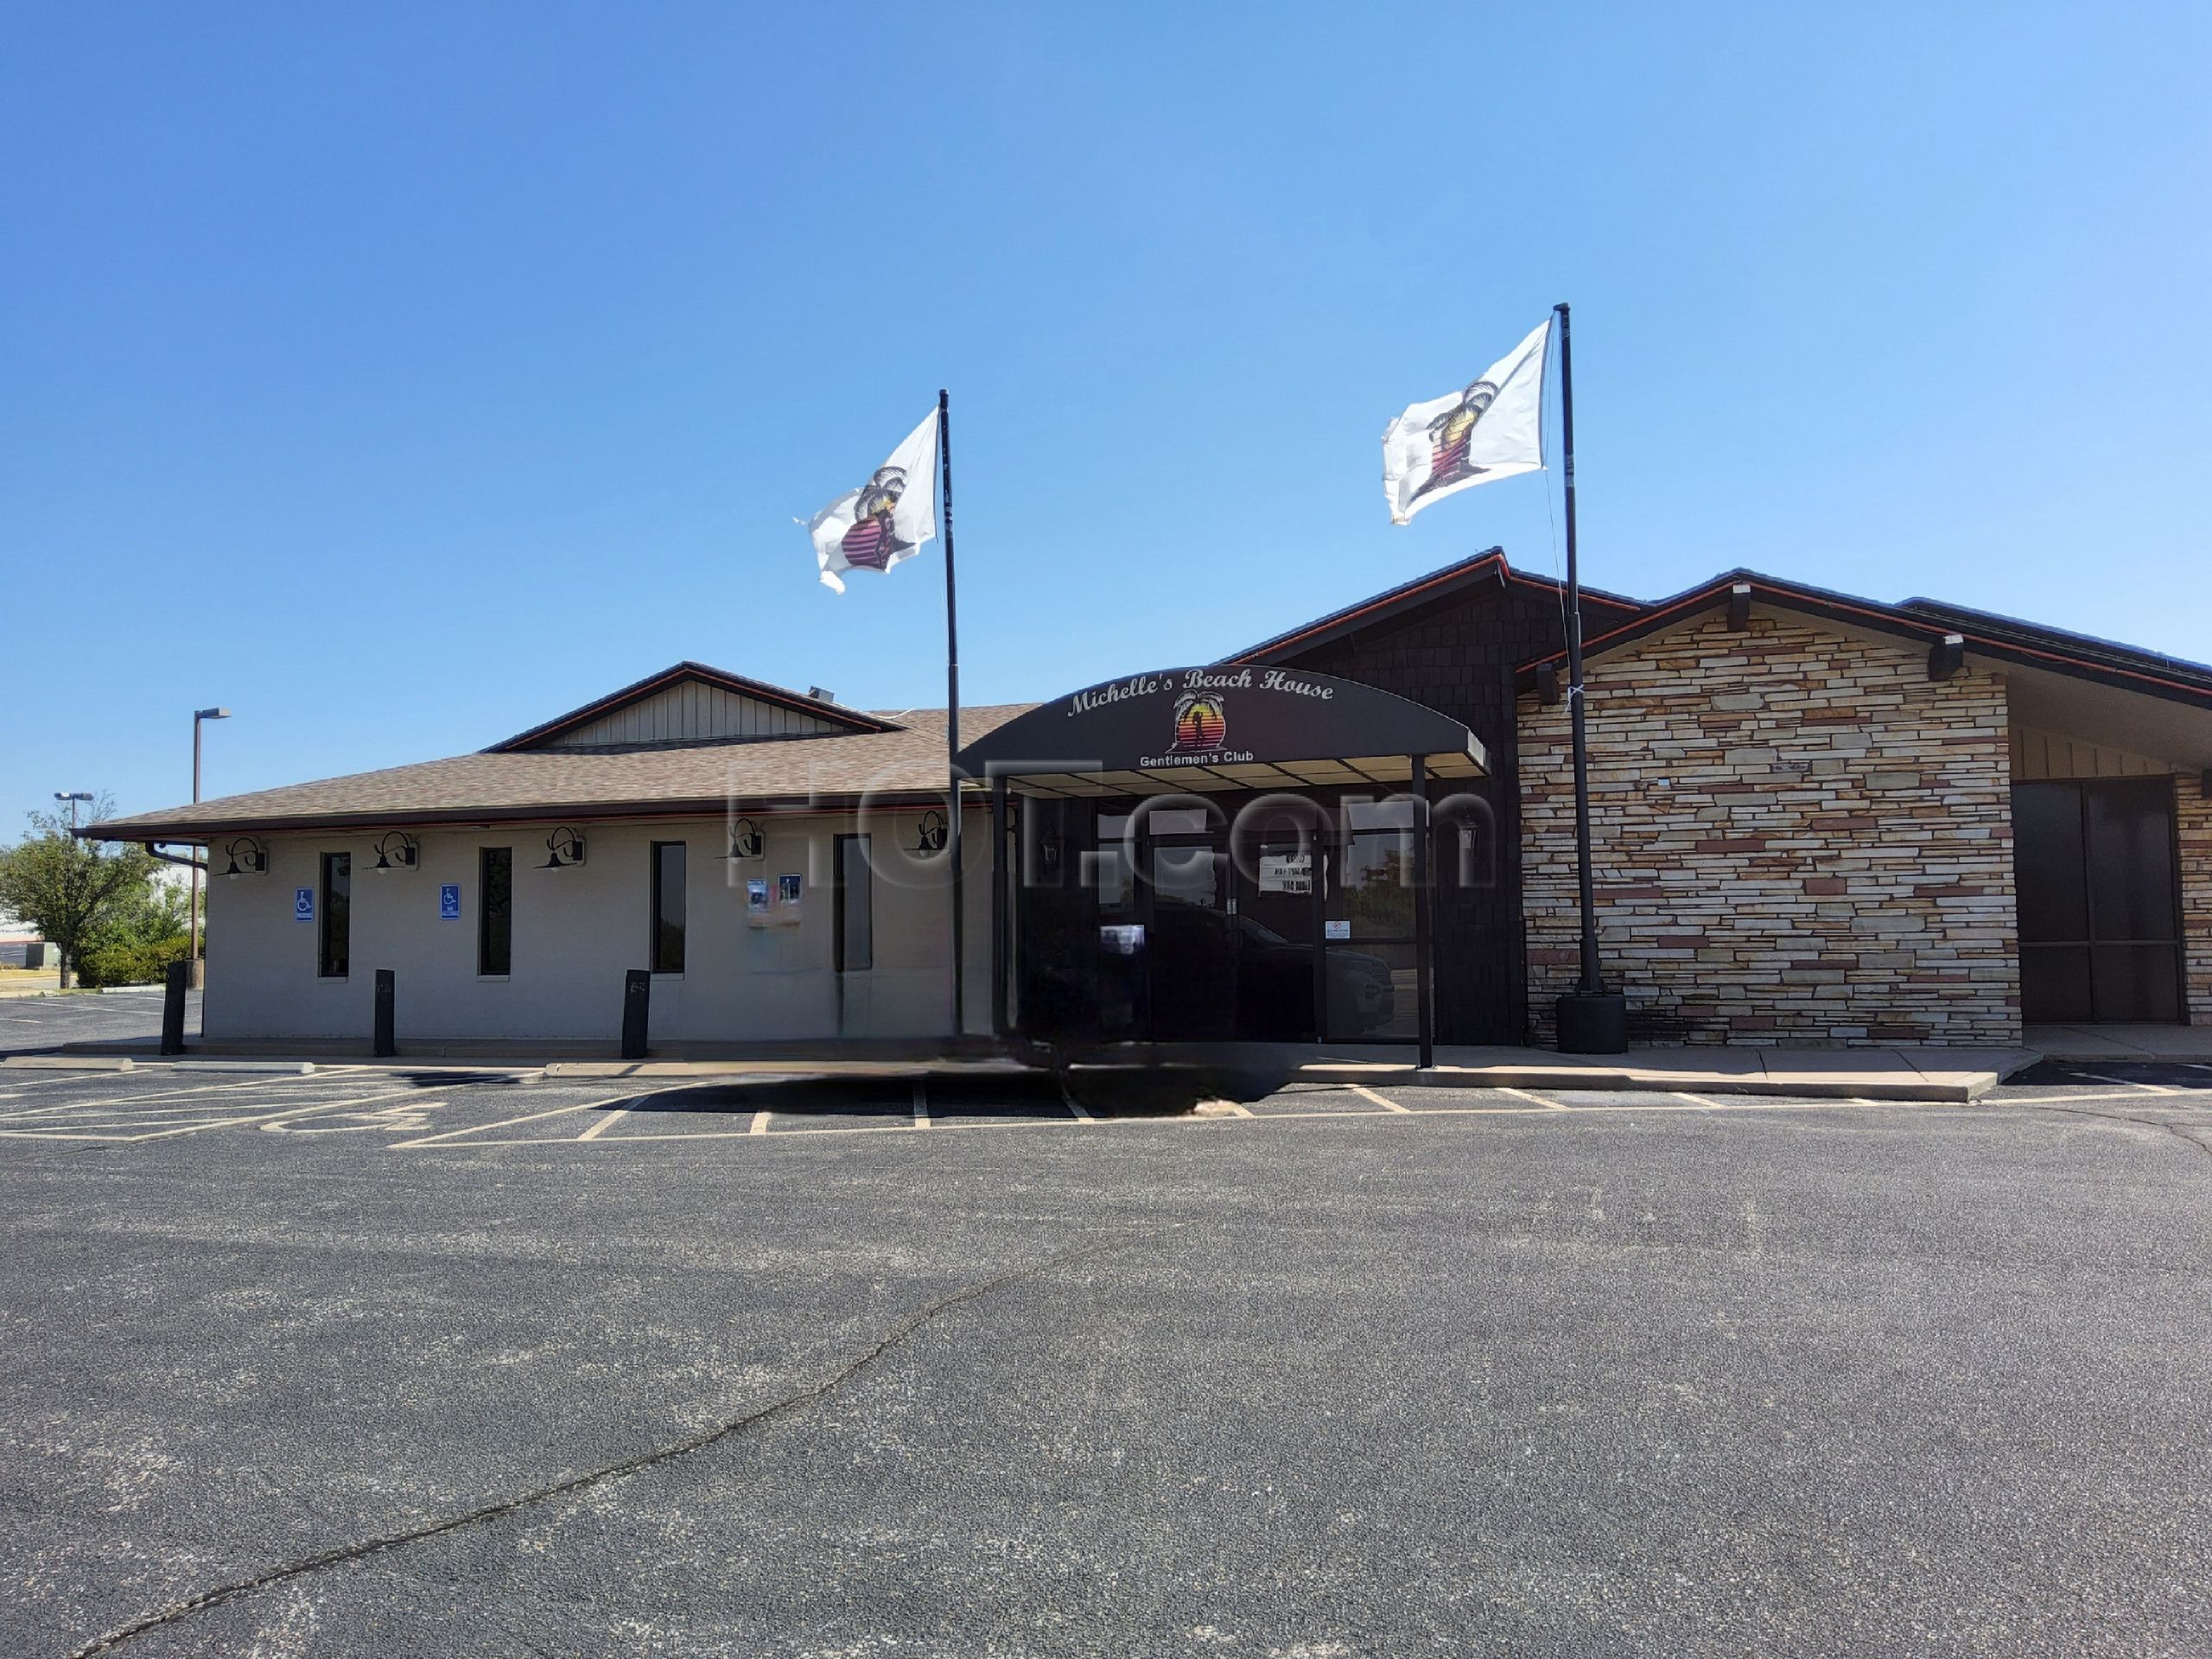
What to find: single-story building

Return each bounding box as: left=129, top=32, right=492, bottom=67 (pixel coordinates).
left=87, top=551, right=2212, bottom=1051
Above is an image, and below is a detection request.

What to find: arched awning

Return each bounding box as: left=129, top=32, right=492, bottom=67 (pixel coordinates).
left=956, top=665, right=1486, bottom=795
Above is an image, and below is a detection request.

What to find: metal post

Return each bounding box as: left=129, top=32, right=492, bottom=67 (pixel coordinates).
left=161, top=961, right=188, bottom=1056
left=620, top=969, right=651, bottom=1061
left=1555, top=302, right=1602, bottom=999
left=939, top=388, right=964, bottom=1038
left=189, top=716, right=202, bottom=971
left=1413, top=755, right=1433, bottom=1071
left=990, top=774, right=1008, bottom=1039
left=372, top=969, right=396, bottom=1058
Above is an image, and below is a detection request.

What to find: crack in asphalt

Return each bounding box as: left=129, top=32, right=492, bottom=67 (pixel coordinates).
left=60, top=1221, right=1179, bottom=1658
left=2024, top=1101, right=2212, bottom=1163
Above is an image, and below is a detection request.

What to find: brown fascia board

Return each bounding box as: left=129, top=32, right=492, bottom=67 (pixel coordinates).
left=1511, top=570, right=2212, bottom=713
left=1897, top=595, right=2212, bottom=689
left=1220, top=548, right=1645, bottom=666
left=486, top=662, right=901, bottom=752
left=78, top=791, right=958, bottom=845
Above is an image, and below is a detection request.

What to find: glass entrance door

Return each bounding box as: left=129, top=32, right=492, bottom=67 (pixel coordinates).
left=1144, top=838, right=1239, bottom=1040
left=1235, top=839, right=1319, bottom=1039
left=2014, top=776, right=2184, bottom=1023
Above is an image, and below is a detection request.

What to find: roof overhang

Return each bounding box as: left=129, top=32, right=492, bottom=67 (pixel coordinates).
left=954, top=666, right=1486, bottom=798
left=1515, top=572, right=2212, bottom=721
left=79, top=790, right=957, bottom=846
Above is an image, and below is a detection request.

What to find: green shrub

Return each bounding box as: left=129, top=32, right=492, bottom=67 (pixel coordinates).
left=76, top=933, right=191, bottom=989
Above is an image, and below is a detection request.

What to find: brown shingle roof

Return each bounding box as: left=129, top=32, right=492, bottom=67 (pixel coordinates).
left=86, top=706, right=1034, bottom=842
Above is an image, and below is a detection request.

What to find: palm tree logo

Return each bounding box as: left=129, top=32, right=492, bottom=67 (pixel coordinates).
left=1170, top=693, right=1228, bottom=753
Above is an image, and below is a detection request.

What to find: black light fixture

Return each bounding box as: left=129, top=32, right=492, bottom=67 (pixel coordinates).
left=725, top=817, right=764, bottom=861
left=371, top=830, right=420, bottom=872
left=540, top=825, right=587, bottom=869
left=1928, top=633, right=1966, bottom=682
left=915, top=809, right=948, bottom=856
left=221, top=836, right=268, bottom=877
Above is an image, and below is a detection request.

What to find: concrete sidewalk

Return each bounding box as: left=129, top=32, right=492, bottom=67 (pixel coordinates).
left=41, top=1036, right=2039, bottom=1102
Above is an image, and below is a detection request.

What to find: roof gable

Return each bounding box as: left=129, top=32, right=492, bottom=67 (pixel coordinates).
left=489, top=664, right=899, bottom=752
left=1515, top=569, right=2212, bottom=713
left=1223, top=548, right=1644, bottom=666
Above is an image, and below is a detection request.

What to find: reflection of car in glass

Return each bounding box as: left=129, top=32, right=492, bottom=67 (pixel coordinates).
left=1148, top=898, right=1397, bottom=1038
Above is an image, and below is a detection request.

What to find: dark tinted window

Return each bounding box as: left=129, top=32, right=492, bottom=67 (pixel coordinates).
left=651, top=842, right=686, bottom=973
left=479, top=847, right=512, bottom=976
left=2086, top=779, right=2177, bottom=941
left=836, top=835, right=872, bottom=971
left=319, top=852, right=350, bottom=978
left=2011, top=784, right=2088, bottom=943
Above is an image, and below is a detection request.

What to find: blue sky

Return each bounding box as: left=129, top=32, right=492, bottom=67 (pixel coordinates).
left=3, top=3, right=2208, bottom=832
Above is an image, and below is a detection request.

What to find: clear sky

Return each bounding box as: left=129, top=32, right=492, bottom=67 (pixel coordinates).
left=3, top=3, right=2207, bottom=833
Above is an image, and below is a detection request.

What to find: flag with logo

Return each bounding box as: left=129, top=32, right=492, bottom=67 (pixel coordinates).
left=1382, top=318, right=1550, bottom=525
left=808, top=408, right=941, bottom=592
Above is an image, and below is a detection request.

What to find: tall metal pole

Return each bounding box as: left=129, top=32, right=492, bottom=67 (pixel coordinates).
left=939, top=388, right=965, bottom=1038
left=190, top=715, right=203, bottom=968
left=1555, top=302, right=1603, bottom=995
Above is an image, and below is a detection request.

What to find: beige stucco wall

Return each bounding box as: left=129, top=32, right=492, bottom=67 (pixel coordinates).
left=203, top=807, right=994, bottom=1046
left=1518, top=608, right=2020, bottom=1046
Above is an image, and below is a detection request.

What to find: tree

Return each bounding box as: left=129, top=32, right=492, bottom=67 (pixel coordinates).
left=0, top=798, right=157, bottom=989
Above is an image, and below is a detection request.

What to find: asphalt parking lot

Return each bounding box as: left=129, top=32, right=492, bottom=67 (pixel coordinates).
left=3, top=1041, right=2211, bottom=1656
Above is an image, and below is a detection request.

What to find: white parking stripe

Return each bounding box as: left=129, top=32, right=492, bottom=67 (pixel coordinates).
left=1349, top=1084, right=1410, bottom=1113
left=390, top=1095, right=646, bottom=1148
left=912, top=1079, right=931, bottom=1130
left=749, top=1110, right=771, bottom=1135
left=575, top=1109, right=629, bottom=1141
left=1497, top=1086, right=1570, bottom=1110
left=0, top=1072, right=329, bottom=1121
left=2080, top=1072, right=2181, bottom=1095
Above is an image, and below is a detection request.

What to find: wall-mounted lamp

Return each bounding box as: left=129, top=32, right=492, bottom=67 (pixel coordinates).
left=371, top=831, right=420, bottom=872
left=724, top=817, right=765, bottom=861
left=1927, top=633, right=1966, bottom=682
left=914, top=810, right=948, bottom=856
left=540, top=826, right=587, bottom=869
left=221, top=836, right=268, bottom=877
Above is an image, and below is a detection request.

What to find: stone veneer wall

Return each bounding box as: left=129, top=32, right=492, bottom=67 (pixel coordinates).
left=2171, top=774, right=2212, bottom=1026
left=1518, top=609, right=2020, bottom=1046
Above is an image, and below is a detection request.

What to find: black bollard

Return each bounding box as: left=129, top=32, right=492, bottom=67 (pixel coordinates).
left=161, top=960, right=188, bottom=1056
left=620, top=969, right=651, bottom=1061
left=373, top=969, right=396, bottom=1058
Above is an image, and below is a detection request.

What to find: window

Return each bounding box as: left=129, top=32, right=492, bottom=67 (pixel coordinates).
left=318, top=851, right=350, bottom=979
left=835, top=833, right=873, bottom=971
left=478, top=847, right=512, bottom=976
left=650, top=842, right=687, bottom=973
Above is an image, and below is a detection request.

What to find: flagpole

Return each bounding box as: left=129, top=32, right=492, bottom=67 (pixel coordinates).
left=1553, top=301, right=1624, bottom=1052
left=938, top=387, right=965, bottom=1039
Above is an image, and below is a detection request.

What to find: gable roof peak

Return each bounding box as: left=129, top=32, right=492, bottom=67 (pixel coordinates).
left=488, top=662, right=902, bottom=753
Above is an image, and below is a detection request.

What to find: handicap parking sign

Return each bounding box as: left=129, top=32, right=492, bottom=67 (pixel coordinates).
left=439, top=883, right=462, bottom=921
left=295, top=887, right=315, bottom=923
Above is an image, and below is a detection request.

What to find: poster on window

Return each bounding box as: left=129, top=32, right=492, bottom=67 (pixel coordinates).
left=1259, top=853, right=1312, bottom=894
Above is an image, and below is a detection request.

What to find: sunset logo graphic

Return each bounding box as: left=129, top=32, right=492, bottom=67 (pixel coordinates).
left=1169, top=693, right=1228, bottom=753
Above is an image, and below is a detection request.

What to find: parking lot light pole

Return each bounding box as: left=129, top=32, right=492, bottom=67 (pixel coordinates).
left=190, top=709, right=231, bottom=986
left=54, top=791, right=93, bottom=832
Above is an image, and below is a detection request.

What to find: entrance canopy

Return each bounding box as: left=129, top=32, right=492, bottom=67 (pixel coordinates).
left=955, top=666, right=1487, bottom=795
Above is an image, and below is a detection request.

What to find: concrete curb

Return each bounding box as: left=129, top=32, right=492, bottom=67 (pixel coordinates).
left=1296, top=1064, right=1995, bottom=1103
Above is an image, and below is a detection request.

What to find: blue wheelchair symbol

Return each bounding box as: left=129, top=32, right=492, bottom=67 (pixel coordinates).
left=295, top=887, right=315, bottom=923
left=439, top=884, right=462, bottom=921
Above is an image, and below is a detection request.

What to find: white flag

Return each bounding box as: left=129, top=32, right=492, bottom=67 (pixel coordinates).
left=1382, top=318, right=1549, bottom=525
left=808, top=408, right=940, bottom=593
